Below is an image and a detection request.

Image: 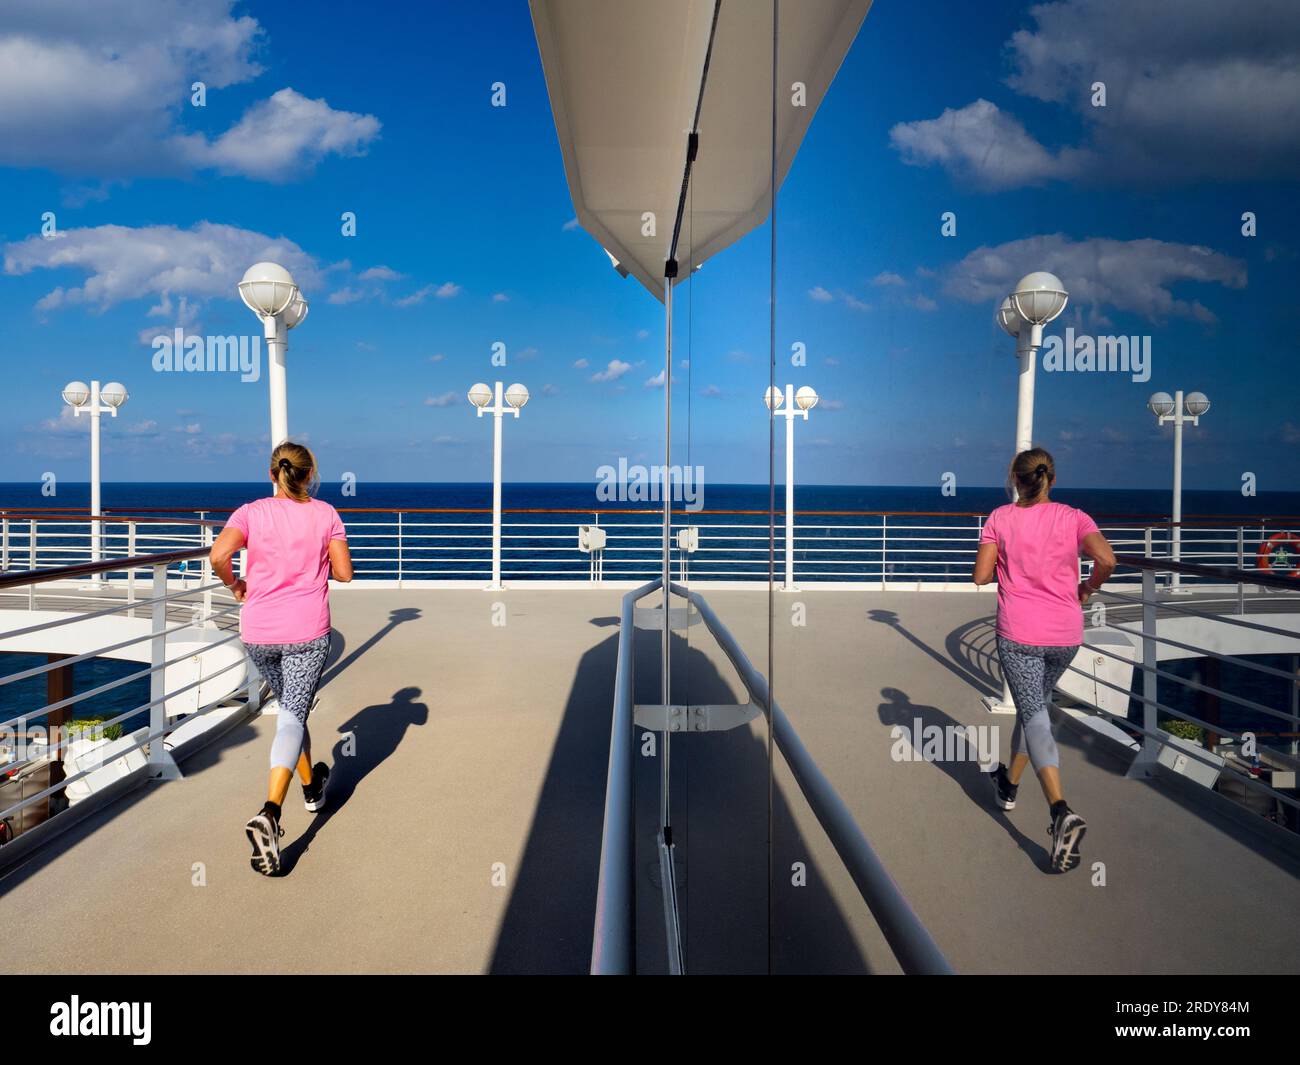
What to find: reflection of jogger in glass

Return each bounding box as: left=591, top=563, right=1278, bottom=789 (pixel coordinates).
left=210, top=442, right=353, bottom=876
left=973, top=448, right=1115, bottom=872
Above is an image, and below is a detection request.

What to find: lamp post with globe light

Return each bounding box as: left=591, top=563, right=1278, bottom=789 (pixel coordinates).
left=1148, top=390, right=1209, bottom=592
left=764, top=383, right=819, bottom=591
left=62, top=380, right=128, bottom=572
left=469, top=381, right=529, bottom=589
left=984, top=271, right=1069, bottom=715
left=237, top=262, right=308, bottom=451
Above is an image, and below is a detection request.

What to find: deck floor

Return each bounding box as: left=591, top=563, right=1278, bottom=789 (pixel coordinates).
left=1, top=587, right=1297, bottom=974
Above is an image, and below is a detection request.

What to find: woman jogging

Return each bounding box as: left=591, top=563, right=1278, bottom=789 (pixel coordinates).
left=209, top=442, right=353, bottom=876
left=972, top=448, right=1115, bottom=872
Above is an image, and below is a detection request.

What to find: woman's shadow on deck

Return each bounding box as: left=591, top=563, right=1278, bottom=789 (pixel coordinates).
left=277, top=685, right=428, bottom=874
left=875, top=684, right=1052, bottom=871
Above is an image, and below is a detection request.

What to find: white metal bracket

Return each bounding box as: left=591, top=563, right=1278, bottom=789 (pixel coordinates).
left=633, top=702, right=760, bottom=732
left=633, top=606, right=701, bottom=631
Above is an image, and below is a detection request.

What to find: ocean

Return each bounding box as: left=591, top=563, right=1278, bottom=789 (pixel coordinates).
left=4, top=480, right=1300, bottom=517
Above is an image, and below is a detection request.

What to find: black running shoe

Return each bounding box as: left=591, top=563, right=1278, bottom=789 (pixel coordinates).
left=1049, top=807, right=1087, bottom=872
left=245, top=805, right=283, bottom=876
left=303, top=762, right=330, bottom=813
left=989, top=763, right=1019, bottom=811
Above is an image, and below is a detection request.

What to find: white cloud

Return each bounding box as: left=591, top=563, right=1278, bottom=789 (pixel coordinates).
left=176, top=89, right=379, bottom=182
left=562, top=217, right=580, bottom=231
left=892, top=1, right=1300, bottom=189
left=328, top=287, right=365, bottom=305
left=4, top=222, right=321, bottom=312
left=645, top=370, right=665, bottom=388
left=573, top=358, right=589, bottom=369
left=872, top=272, right=906, bottom=287
left=636, top=329, right=650, bottom=340
left=943, top=234, right=1246, bottom=323
left=0, top=3, right=379, bottom=181
left=138, top=292, right=202, bottom=344
left=890, top=99, right=1091, bottom=191
left=359, top=266, right=403, bottom=282
left=492, top=292, right=509, bottom=302
left=591, top=359, right=631, bottom=383
left=808, top=286, right=834, bottom=302
left=424, top=392, right=458, bottom=407
left=392, top=282, right=458, bottom=307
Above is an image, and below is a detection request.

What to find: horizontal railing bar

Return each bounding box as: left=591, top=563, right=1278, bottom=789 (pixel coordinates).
left=670, top=580, right=952, bottom=975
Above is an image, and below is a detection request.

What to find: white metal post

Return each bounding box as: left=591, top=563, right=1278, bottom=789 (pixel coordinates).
left=1128, top=566, right=1161, bottom=777
left=265, top=314, right=288, bottom=450
left=127, top=521, right=137, bottom=615
left=472, top=381, right=519, bottom=591
left=89, top=380, right=102, bottom=574
left=1014, top=346, right=1036, bottom=460
left=880, top=514, right=888, bottom=590
left=28, top=520, right=36, bottom=609
left=985, top=345, right=1037, bottom=714
left=772, top=383, right=810, bottom=592
left=493, top=382, right=504, bottom=589
left=1171, top=389, right=1184, bottom=591
left=200, top=524, right=214, bottom=628
left=785, top=383, right=796, bottom=591
left=148, top=563, right=181, bottom=780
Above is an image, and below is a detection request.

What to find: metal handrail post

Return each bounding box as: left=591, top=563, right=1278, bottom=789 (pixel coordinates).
left=880, top=514, right=888, bottom=590
left=28, top=520, right=37, bottom=609
left=127, top=522, right=137, bottom=614
left=148, top=563, right=179, bottom=779
left=591, top=577, right=660, bottom=974
left=1135, top=566, right=1159, bottom=775
left=200, top=524, right=214, bottom=627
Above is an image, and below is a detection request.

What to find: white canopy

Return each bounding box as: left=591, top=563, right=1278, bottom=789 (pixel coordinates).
left=531, top=0, right=872, bottom=300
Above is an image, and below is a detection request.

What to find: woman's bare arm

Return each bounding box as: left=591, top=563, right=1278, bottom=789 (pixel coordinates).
left=972, top=542, right=998, bottom=586
left=328, top=537, right=353, bottom=583
left=209, top=526, right=247, bottom=600
left=1078, top=530, right=1116, bottom=602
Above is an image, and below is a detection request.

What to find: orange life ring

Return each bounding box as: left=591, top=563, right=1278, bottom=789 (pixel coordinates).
left=1257, top=532, right=1300, bottom=576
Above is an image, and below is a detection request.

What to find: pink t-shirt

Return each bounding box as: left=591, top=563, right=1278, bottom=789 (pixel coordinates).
left=226, top=497, right=347, bottom=645
left=980, top=501, right=1099, bottom=647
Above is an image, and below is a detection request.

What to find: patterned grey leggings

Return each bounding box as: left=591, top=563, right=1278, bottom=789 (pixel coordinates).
left=996, top=636, right=1079, bottom=772
left=243, top=635, right=331, bottom=771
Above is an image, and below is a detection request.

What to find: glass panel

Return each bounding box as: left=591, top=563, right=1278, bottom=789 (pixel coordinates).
left=651, top=0, right=778, bottom=974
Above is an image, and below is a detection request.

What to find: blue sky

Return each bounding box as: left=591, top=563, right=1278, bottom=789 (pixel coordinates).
left=1, top=0, right=1297, bottom=493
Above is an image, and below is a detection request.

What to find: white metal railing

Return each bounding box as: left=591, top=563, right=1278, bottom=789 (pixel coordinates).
left=1061, top=552, right=1300, bottom=833
left=0, top=540, right=256, bottom=860
left=4, top=510, right=1296, bottom=586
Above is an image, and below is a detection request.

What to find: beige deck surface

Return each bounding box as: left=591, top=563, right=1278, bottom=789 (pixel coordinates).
left=1, top=587, right=1296, bottom=974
